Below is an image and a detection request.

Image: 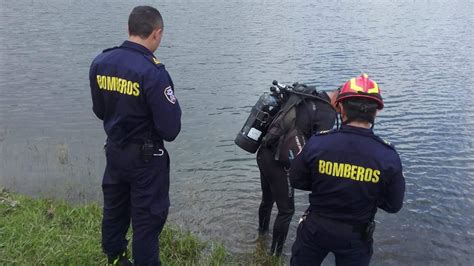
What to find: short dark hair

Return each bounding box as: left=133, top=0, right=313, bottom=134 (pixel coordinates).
left=342, top=98, right=377, bottom=124
left=128, top=6, right=163, bottom=38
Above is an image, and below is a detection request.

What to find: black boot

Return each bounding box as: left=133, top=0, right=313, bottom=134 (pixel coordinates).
left=270, top=231, right=287, bottom=256
left=107, top=251, right=133, bottom=266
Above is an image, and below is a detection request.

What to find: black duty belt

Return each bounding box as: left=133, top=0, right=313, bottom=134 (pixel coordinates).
left=313, top=213, right=369, bottom=234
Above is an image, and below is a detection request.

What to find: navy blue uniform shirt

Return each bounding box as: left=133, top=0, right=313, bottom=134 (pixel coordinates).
left=89, top=40, right=181, bottom=145
left=290, top=125, right=405, bottom=224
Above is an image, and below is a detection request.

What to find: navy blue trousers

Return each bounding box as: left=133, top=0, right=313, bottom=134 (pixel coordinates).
left=257, top=147, right=295, bottom=256
left=102, top=141, right=170, bottom=266
left=291, top=213, right=373, bottom=266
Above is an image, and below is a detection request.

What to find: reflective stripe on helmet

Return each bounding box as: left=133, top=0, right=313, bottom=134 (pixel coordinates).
left=336, top=74, right=384, bottom=109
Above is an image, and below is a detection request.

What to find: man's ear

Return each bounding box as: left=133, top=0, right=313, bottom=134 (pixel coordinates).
left=154, top=28, right=163, bottom=39
left=328, top=90, right=339, bottom=111
left=337, top=103, right=343, bottom=114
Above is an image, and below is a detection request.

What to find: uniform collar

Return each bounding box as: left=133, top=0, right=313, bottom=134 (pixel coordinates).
left=339, top=125, right=374, bottom=136
left=120, top=40, right=154, bottom=56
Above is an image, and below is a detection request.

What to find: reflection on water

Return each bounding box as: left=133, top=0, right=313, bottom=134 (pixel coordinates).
left=1, top=0, right=473, bottom=264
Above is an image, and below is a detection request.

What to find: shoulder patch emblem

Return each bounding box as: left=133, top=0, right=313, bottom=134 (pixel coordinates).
left=152, top=57, right=160, bottom=65
left=164, top=86, right=176, bottom=104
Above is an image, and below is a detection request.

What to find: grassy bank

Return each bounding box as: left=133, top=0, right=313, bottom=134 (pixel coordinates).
left=0, top=188, right=283, bottom=265
left=0, top=188, right=227, bottom=265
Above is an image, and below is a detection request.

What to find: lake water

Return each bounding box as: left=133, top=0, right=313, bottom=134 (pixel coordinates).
left=1, top=0, right=473, bottom=264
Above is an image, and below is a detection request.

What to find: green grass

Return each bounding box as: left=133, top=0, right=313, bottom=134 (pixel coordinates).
left=0, top=188, right=228, bottom=265
left=0, top=188, right=284, bottom=265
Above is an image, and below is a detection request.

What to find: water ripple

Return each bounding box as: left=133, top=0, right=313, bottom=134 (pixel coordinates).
left=1, top=0, right=473, bottom=264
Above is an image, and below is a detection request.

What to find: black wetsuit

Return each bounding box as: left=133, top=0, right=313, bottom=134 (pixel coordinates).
left=257, top=91, right=336, bottom=256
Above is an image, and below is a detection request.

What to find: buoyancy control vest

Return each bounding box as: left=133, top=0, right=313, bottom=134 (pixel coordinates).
left=261, top=85, right=336, bottom=166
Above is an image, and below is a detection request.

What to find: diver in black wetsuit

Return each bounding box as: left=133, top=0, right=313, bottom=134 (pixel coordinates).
left=257, top=87, right=338, bottom=256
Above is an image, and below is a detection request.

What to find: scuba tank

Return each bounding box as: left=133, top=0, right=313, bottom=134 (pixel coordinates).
left=235, top=80, right=338, bottom=156
left=234, top=83, right=286, bottom=153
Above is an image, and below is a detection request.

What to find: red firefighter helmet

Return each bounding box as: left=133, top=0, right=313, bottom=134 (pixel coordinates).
left=336, top=74, right=384, bottom=109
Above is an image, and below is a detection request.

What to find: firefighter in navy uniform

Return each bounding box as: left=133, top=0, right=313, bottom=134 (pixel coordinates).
left=289, top=74, right=405, bottom=266
left=89, top=6, right=181, bottom=266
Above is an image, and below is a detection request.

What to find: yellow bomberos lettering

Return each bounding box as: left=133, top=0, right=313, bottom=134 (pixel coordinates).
left=96, top=75, right=103, bottom=89
left=95, top=75, right=140, bottom=97
left=132, top=82, right=140, bottom=96
left=319, top=160, right=325, bottom=174
left=127, top=81, right=135, bottom=95
left=372, top=170, right=380, bottom=183
left=365, top=168, right=373, bottom=182
left=357, top=167, right=365, bottom=181
left=344, top=164, right=351, bottom=178
left=121, top=80, right=128, bottom=94
left=325, top=161, right=333, bottom=174
left=350, top=165, right=358, bottom=180
left=333, top=162, right=344, bottom=177
left=115, top=78, right=122, bottom=93
left=318, top=160, right=380, bottom=184
left=101, top=76, right=107, bottom=90
left=106, top=76, right=114, bottom=91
